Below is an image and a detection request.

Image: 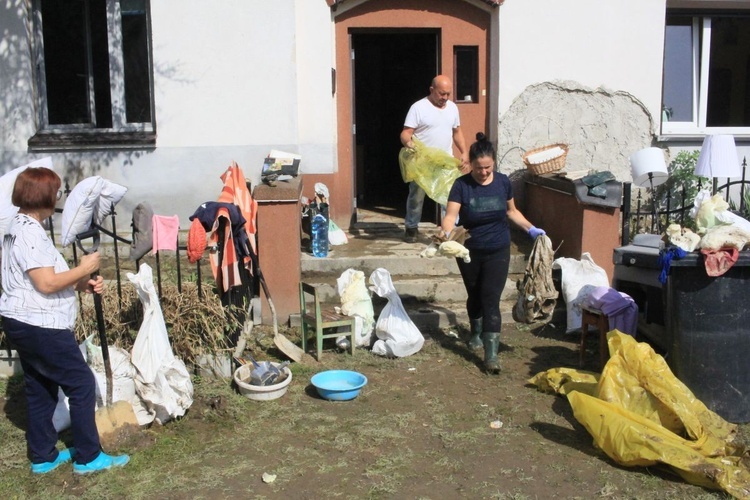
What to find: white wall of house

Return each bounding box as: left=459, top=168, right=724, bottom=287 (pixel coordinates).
left=497, top=0, right=667, bottom=127
left=0, top=1, right=335, bottom=229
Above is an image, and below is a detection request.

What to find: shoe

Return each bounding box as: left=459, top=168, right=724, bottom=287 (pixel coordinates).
left=404, top=227, right=418, bottom=243
left=31, top=447, right=75, bottom=474
left=468, top=317, right=483, bottom=350
left=482, top=331, right=501, bottom=373
left=73, top=451, right=130, bottom=475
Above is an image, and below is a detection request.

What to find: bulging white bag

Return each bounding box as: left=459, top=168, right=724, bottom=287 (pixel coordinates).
left=337, top=268, right=375, bottom=347
left=128, top=263, right=193, bottom=425
left=368, top=268, right=424, bottom=357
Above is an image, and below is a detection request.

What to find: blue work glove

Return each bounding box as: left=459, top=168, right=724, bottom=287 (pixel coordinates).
left=528, top=226, right=546, bottom=239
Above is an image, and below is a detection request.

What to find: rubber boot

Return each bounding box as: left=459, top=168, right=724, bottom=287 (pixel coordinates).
left=468, top=318, right=483, bottom=350
left=482, top=332, right=501, bottom=373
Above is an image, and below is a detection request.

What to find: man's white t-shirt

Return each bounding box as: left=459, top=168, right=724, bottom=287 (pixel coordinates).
left=0, top=213, right=77, bottom=330
left=403, top=97, right=460, bottom=154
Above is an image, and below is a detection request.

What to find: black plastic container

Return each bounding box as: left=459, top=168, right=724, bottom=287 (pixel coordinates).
left=667, top=251, right=750, bottom=423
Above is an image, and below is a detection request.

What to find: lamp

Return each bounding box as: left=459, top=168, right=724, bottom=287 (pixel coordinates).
left=695, top=134, right=740, bottom=179
left=630, top=147, right=669, bottom=189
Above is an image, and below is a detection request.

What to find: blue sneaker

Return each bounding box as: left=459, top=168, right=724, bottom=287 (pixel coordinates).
left=73, top=451, right=130, bottom=475
left=31, top=447, right=75, bottom=474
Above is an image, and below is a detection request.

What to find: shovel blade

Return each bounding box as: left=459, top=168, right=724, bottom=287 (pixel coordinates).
left=95, top=401, right=140, bottom=446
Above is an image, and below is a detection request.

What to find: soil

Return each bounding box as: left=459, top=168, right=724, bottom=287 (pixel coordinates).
left=3, top=320, right=740, bottom=499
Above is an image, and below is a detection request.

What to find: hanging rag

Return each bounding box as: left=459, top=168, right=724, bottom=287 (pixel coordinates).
left=513, top=234, right=558, bottom=323
left=189, top=201, right=249, bottom=293
left=151, top=214, right=180, bottom=254
left=701, top=247, right=740, bottom=277
left=218, top=162, right=258, bottom=265
left=657, top=246, right=687, bottom=284
left=186, top=218, right=207, bottom=264
left=581, top=286, right=638, bottom=337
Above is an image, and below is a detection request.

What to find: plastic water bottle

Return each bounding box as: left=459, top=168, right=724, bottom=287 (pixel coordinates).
left=311, top=213, right=329, bottom=257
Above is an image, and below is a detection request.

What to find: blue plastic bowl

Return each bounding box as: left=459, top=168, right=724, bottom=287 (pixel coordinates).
left=310, top=370, right=368, bottom=401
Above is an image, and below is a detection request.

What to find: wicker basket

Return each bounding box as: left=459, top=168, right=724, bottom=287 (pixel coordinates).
left=522, top=143, right=569, bottom=176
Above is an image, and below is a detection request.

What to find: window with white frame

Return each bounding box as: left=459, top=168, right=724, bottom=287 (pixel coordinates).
left=30, top=0, right=154, bottom=147
left=661, top=13, right=750, bottom=135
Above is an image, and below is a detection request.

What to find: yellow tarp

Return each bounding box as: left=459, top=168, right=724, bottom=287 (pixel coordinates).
left=529, top=330, right=750, bottom=499
left=398, top=138, right=461, bottom=207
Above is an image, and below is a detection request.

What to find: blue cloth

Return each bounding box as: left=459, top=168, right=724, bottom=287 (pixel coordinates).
left=448, top=172, right=514, bottom=250
left=657, top=246, right=687, bottom=284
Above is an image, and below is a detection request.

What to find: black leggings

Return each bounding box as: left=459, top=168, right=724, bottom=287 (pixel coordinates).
left=456, top=246, right=511, bottom=332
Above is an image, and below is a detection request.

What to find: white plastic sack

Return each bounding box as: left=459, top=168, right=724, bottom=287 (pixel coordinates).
left=128, top=263, right=193, bottom=425
left=336, top=268, right=375, bottom=347
left=329, top=220, right=348, bottom=245
left=552, top=253, right=609, bottom=333
left=53, top=335, right=145, bottom=431
left=368, top=268, right=424, bottom=357
left=691, top=188, right=750, bottom=234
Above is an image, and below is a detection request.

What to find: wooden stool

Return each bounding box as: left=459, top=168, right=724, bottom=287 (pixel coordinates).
left=299, top=282, right=356, bottom=361
left=580, top=306, right=610, bottom=368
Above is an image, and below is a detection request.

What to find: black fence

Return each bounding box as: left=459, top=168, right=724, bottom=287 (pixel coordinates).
left=620, top=156, right=749, bottom=246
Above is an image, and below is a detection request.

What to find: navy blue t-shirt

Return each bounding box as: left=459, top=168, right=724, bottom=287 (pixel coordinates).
left=448, top=172, right=514, bottom=250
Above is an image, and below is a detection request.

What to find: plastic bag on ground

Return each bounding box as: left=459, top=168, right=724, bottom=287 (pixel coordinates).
left=128, top=263, right=193, bottom=425
left=368, top=268, right=424, bottom=357
left=552, top=253, right=609, bottom=333
left=336, top=268, right=375, bottom=347
left=398, top=138, right=461, bottom=206
left=529, top=330, right=750, bottom=498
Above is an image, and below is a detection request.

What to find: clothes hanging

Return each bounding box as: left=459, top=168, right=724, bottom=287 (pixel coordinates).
left=151, top=215, right=179, bottom=254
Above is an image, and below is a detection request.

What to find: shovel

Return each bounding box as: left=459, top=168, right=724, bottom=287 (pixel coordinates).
left=75, top=229, right=139, bottom=438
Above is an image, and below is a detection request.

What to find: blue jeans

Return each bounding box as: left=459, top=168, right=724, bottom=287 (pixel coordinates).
left=3, top=317, right=101, bottom=465
left=405, top=182, right=447, bottom=229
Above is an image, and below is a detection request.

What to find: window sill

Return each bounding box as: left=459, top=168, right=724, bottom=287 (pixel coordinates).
left=28, top=131, right=156, bottom=152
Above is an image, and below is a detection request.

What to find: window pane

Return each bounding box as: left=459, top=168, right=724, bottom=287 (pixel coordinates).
left=706, top=16, right=750, bottom=127
left=662, top=16, right=694, bottom=122
left=122, top=0, right=152, bottom=123
left=40, top=0, right=90, bottom=125
left=454, top=46, right=478, bottom=103
left=90, top=0, right=113, bottom=128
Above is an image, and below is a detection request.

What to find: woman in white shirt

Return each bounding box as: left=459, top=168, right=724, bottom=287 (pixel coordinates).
left=0, top=167, right=129, bottom=474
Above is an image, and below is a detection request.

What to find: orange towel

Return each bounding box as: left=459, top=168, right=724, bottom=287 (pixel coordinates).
left=151, top=214, right=180, bottom=254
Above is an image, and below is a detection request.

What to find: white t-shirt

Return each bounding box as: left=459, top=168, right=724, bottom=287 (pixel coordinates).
left=0, top=213, right=77, bottom=330
left=403, top=97, right=460, bottom=154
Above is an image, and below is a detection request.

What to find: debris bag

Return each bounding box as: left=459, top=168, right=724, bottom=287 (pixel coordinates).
left=552, top=253, right=609, bottom=333
left=336, top=268, right=375, bottom=347
left=128, top=263, right=194, bottom=425
left=329, top=220, right=348, bottom=246
left=529, top=331, right=750, bottom=498
left=398, top=138, right=462, bottom=206
left=513, top=234, right=557, bottom=323
left=368, top=268, right=424, bottom=357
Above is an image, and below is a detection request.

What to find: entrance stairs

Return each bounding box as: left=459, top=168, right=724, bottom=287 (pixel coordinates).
left=299, top=217, right=530, bottom=333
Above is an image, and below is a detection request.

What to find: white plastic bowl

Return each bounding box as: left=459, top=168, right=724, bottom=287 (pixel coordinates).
left=234, top=362, right=293, bottom=401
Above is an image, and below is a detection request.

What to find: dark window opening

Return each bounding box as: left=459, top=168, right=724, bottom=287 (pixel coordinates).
left=454, top=46, right=478, bottom=103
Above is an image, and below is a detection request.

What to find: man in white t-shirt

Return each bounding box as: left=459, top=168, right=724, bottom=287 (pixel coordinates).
left=400, top=75, right=468, bottom=243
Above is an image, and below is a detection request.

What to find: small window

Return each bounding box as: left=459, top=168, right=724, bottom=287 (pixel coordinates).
left=30, top=0, right=155, bottom=149
left=454, top=46, right=478, bottom=103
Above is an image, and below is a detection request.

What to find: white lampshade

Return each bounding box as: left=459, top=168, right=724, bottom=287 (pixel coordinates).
left=629, top=147, right=669, bottom=188
left=695, top=135, right=740, bottom=178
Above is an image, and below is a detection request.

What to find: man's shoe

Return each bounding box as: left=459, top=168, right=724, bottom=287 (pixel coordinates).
left=73, top=451, right=130, bottom=475
left=404, top=227, right=418, bottom=243
left=31, top=447, right=74, bottom=474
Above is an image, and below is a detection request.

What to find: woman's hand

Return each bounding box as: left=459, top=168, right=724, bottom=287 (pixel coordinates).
left=87, top=275, right=105, bottom=295
left=79, top=252, right=101, bottom=275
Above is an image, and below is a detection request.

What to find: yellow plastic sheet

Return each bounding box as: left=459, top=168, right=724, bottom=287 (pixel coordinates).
left=398, top=138, right=461, bottom=206
left=529, top=330, right=750, bottom=498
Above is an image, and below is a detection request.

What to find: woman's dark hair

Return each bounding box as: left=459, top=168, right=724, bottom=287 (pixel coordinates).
left=12, top=167, right=61, bottom=211
left=469, top=132, right=496, bottom=163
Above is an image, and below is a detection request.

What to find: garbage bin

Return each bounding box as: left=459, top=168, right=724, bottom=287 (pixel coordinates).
left=666, top=251, right=750, bottom=423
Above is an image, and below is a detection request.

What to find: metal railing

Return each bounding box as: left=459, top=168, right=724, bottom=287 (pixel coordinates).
left=621, top=156, right=749, bottom=246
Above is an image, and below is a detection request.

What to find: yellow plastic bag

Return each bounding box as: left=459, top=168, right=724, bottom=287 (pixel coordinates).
left=398, top=138, right=461, bottom=206
left=529, top=331, right=750, bottom=498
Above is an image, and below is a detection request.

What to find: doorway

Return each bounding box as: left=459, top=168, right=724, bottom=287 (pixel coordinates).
left=352, top=31, right=439, bottom=223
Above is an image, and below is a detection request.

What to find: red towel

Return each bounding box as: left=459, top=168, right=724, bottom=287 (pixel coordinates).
left=701, top=247, right=739, bottom=277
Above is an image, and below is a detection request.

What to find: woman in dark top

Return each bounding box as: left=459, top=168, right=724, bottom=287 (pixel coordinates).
left=442, top=133, right=545, bottom=372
